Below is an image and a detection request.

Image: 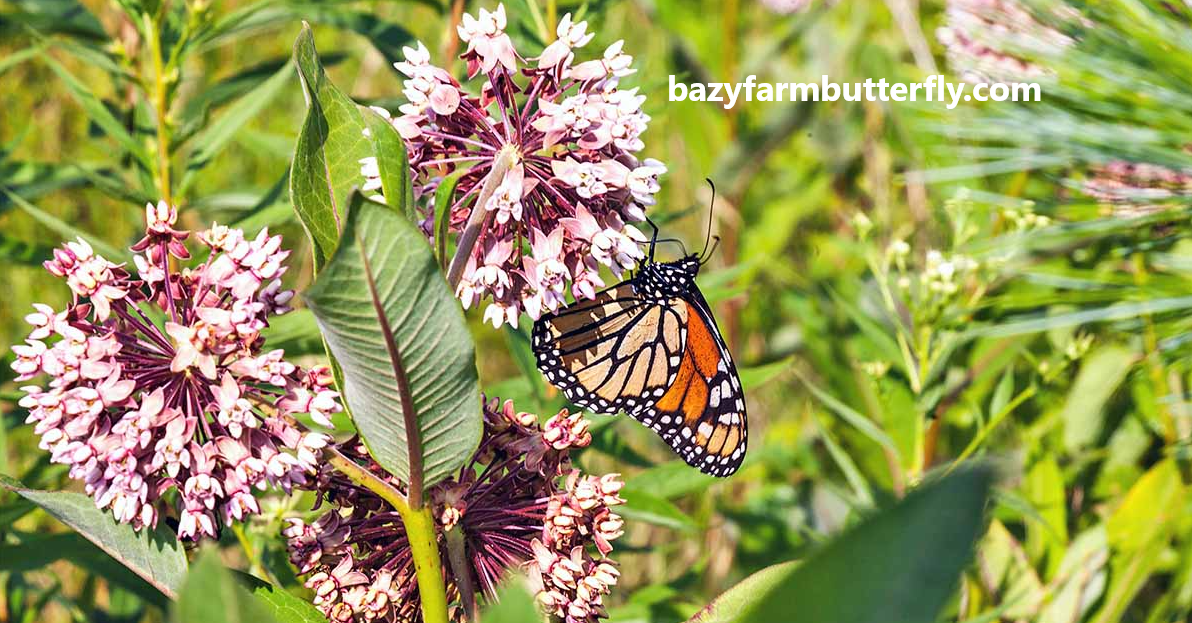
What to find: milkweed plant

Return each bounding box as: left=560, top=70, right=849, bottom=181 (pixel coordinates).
left=3, top=1, right=1191, bottom=623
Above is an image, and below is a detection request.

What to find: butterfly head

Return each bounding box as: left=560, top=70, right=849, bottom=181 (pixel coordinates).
left=635, top=255, right=701, bottom=300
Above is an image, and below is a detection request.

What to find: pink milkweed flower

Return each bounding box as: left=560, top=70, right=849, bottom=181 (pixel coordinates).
left=286, top=397, right=622, bottom=623
left=11, top=206, right=340, bottom=539
left=362, top=4, right=665, bottom=328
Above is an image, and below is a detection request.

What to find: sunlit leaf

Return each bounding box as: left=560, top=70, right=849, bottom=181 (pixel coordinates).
left=0, top=474, right=187, bottom=599
left=289, top=23, right=371, bottom=271
left=690, top=467, right=994, bottom=623
left=304, top=193, right=482, bottom=492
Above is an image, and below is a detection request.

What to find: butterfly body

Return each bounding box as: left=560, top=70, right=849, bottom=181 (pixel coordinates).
left=532, top=255, right=747, bottom=476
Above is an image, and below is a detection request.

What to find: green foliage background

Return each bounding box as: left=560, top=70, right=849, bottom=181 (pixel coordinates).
left=2, top=1, right=1191, bottom=622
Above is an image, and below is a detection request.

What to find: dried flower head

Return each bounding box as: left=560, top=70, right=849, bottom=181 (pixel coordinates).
left=361, top=3, right=663, bottom=328
left=936, top=0, right=1076, bottom=84
left=285, top=397, right=622, bottom=623
left=11, top=202, right=340, bottom=539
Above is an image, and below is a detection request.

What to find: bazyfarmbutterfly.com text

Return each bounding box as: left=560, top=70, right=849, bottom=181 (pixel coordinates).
left=669, top=74, right=1041, bottom=110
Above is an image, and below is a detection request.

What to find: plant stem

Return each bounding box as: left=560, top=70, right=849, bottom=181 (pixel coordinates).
left=445, top=526, right=477, bottom=621
left=145, top=11, right=172, bottom=206
left=446, top=144, right=518, bottom=289
left=327, top=448, right=450, bottom=623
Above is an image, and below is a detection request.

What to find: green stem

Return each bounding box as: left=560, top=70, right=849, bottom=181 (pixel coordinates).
left=946, top=385, right=1038, bottom=475
left=327, top=449, right=450, bottom=623
left=144, top=10, right=172, bottom=206
left=445, top=526, right=477, bottom=621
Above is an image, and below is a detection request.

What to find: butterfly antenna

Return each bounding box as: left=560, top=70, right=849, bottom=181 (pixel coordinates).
left=701, top=236, right=721, bottom=265
left=645, top=215, right=660, bottom=262
left=699, top=178, right=717, bottom=261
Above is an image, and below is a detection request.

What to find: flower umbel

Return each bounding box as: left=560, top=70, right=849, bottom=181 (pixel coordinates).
left=361, top=3, right=663, bottom=328
left=936, top=0, right=1076, bottom=84
left=12, top=203, right=340, bottom=539
left=285, top=398, right=622, bottom=623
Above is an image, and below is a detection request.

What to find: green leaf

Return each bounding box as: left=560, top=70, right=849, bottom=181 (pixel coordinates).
left=619, top=488, right=697, bottom=532
left=1061, top=345, right=1134, bottom=452
left=238, top=574, right=327, bottom=623
left=434, top=169, right=465, bottom=269
left=289, top=23, right=372, bottom=271
left=688, top=562, right=798, bottom=623
left=1, top=187, right=124, bottom=259
left=180, top=60, right=295, bottom=195
left=38, top=53, right=150, bottom=169
left=624, top=460, right=717, bottom=500
left=173, top=549, right=280, bottom=623
left=1106, top=459, right=1185, bottom=553
left=0, top=231, right=54, bottom=265
left=362, top=107, right=415, bottom=221
left=690, top=466, right=994, bottom=623
left=303, top=193, right=482, bottom=494
left=0, top=474, right=187, bottom=599
left=480, top=576, right=542, bottom=623
left=738, top=356, right=792, bottom=391
left=0, top=532, right=170, bottom=609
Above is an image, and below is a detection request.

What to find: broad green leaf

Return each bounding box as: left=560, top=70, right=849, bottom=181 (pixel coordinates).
left=689, top=563, right=797, bottom=623
left=180, top=60, right=295, bottom=195
left=1106, top=459, right=1185, bottom=553
left=173, top=550, right=280, bottom=623
left=1061, top=345, right=1133, bottom=452
left=0, top=474, right=187, bottom=599
left=690, top=466, right=994, bottom=623
left=304, top=193, right=482, bottom=492
left=481, top=576, right=542, bottom=623
left=362, top=107, right=415, bottom=221
left=290, top=23, right=372, bottom=270
left=38, top=53, right=150, bottom=169
left=0, top=532, right=169, bottom=609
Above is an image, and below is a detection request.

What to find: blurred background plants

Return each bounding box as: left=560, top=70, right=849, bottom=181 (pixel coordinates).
left=2, top=0, right=1191, bottom=622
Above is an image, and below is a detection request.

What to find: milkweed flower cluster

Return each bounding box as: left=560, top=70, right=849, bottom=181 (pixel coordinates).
left=284, top=397, right=624, bottom=623
left=936, top=0, right=1076, bottom=84
left=1081, top=160, right=1192, bottom=218
left=759, top=0, right=813, bottom=14
left=10, top=202, right=339, bottom=539
left=361, top=3, right=664, bottom=328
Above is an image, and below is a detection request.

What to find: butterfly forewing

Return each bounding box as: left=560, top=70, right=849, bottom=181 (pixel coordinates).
left=532, top=258, right=749, bottom=477
left=533, top=285, right=688, bottom=416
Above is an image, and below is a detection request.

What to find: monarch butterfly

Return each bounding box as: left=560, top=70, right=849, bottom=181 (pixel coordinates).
left=531, top=209, right=747, bottom=477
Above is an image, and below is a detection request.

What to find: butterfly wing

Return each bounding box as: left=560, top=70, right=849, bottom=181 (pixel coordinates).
left=635, top=287, right=747, bottom=477
left=532, top=284, right=689, bottom=416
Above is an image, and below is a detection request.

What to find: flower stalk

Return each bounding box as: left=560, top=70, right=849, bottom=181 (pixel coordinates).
left=446, top=144, right=518, bottom=290
left=326, top=447, right=451, bottom=623
left=145, top=10, right=173, bottom=207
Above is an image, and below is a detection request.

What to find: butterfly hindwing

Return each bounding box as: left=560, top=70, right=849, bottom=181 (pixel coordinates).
left=634, top=291, right=747, bottom=477
left=532, top=285, right=688, bottom=416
